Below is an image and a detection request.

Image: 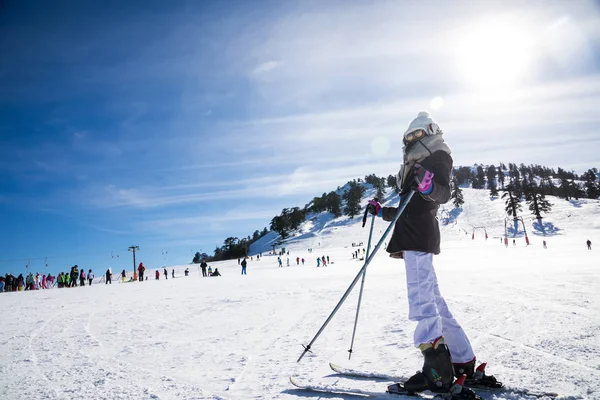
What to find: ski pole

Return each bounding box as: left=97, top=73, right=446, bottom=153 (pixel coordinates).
left=348, top=209, right=376, bottom=359
left=297, top=189, right=415, bottom=362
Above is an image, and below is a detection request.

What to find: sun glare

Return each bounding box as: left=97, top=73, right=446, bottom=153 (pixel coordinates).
left=455, top=17, right=537, bottom=92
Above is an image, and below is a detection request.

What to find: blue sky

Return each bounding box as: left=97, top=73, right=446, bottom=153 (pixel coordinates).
left=1, top=0, right=599, bottom=277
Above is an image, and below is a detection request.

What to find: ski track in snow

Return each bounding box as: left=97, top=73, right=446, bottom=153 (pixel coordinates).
left=1, top=189, right=599, bottom=399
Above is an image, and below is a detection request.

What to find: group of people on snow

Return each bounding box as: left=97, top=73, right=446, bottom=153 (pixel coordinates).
left=0, top=265, right=94, bottom=292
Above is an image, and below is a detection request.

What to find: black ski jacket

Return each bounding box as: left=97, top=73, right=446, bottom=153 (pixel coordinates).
left=381, top=150, right=452, bottom=256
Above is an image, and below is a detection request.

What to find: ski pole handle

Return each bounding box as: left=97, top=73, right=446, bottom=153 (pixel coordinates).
left=362, top=205, right=370, bottom=228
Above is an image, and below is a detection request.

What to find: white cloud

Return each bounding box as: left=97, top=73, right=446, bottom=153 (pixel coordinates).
left=251, top=60, right=283, bottom=75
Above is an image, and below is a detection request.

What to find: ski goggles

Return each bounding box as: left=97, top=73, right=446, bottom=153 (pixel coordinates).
left=403, top=129, right=427, bottom=145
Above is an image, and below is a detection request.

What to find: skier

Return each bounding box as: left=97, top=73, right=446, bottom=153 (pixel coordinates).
left=163, top=267, right=168, bottom=280
left=367, top=112, right=497, bottom=398
left=200, top=260, right=208, bottom=277
left=587, top=239, right=592, bottom=250
left=0, top=276, right=4, bottom=292
left=172, top=269, right=175, bottom=278
left=286, top=258, right=290, bottom=267
left=105, top=268, right=112, bottom=284
left=277, top=257, right=283, bottom=268
left=80, top=269, right=86, bottom=287
left=121, top=269, right=126, bottom=283
left=241, top=258, right=247, bottom=275
left=321, top=256, right=327, bottom=267
left=316, top=258, right=321, bottom=267
left=71, top=265, right=79, bottom=287
left=138, top=263, right=145, bottom=281
left=155, top=270, right=160, bottom=280
left=16, top=273, right=24, bottom=291
left=207, top=266, right=213, bottom=276
left=184, top=268, right=189, bottom=276
left=543, top=240, right=547, bottom=249
left=301, top=258, right=305, bottom=265
left=88, top=269, right=94, bottom=285
left=296, top=257, right=300, bottom=265
left=211, top=268, right=221, bottom=276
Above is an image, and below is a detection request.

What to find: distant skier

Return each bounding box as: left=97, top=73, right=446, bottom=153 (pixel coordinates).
left=172, top=269, right=175, bottom=278
left=211, top=268, right=221, bottom=277
left=543, top=240, right=547, bottom=249
left=155, top=270, right=160, bottom=280
left=241, top=258, right=247, bottom=275
left=80, top=269, right=86, bottom=287
left=277, top=257, right=283, bottom=268
left=106, top=268, right=112, bottom=284
left=138, top=263, right=145, bottom=282
left=367, top=112, right=497, bottom=397
left=301, top=258, right=305, bottom=265
left=200, top=260, right=208, bottom=277
left=587, top=239, right=592, bottom=250
left=296, top=257, right=300, bottom=265
left=207, top=266, right=213, bottom=276
left=163, top=267, right=168, bottom=280
left=326, top=255, right=330, bottom=264
left=316, top=258, right=321, bottom=267
left=88, top=269, right=94, bottom=286
left=121, top=269, right=126, bottom=283
left=286, top=258, right=290, bottom=267
left=321, top=256, right=326, bottom=267
left=71, top=265, right=79, bottom=287
left=184, top=268, right=189, bottom=276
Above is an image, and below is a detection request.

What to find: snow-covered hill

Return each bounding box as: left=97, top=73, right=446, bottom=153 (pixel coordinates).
left=1, top=188, right=599, bottom=400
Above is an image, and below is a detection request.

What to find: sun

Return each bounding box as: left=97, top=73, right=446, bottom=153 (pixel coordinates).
left=454, top=16, right=537, bottom=91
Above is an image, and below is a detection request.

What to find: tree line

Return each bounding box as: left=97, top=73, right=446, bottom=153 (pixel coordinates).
left=197, top=163, right=598, bottom=261
left=450, top=163, right=598, bottom=222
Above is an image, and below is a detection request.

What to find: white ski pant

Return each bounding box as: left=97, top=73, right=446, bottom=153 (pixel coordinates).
left=403, top=251, right=475, bottom=363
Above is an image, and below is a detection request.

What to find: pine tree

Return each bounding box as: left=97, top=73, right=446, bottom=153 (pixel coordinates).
left=472, top=166, right=486, bottom=189
left=497, top=164, right=506, bottom=190
left=502, top=183, right=522, bottom=218
left=453, top=166, right=472, bottom=186
left=326, top=191, right=342, bottom=217
left=343, top=181, right=365, bottom=218
left=375, top=177, right=386, bottom=200
left=526, top=185, right=552, bottom=221
left=582, top=168, right=599, bottom=199
left=559, top=176, right=571, bottom=200
left=451, top=177, right=464, bottom=208
left=387, top=174, right=399, bottom=193
left=485, top=165, right=498, bottom=191
left=489, top=183, right=499, bottom=197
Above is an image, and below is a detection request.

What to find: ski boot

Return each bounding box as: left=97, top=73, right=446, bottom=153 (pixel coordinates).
left=453, top=358, right=503, bottom=388
left=387, top=337, right=481, bottom=399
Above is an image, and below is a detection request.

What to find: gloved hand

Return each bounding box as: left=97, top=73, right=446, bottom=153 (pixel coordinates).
left=367, top=199, right=382, bottom=216
left=412, top=163, right=434, bottom=194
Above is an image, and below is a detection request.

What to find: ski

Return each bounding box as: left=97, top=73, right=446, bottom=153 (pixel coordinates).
left=289, top=376, right=431, bottom=398
left=329, top=363, right=559, bottom=399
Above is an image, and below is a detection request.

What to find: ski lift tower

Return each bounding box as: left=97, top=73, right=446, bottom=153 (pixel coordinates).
left=471, top=226, right=488, bottom=240
left=504, top=217, right=529, bottom=246
left=128, top=245, right=139, bottom=280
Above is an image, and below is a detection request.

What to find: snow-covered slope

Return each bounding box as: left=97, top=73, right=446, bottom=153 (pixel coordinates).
left=1, top=188, right=599, bottom=400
